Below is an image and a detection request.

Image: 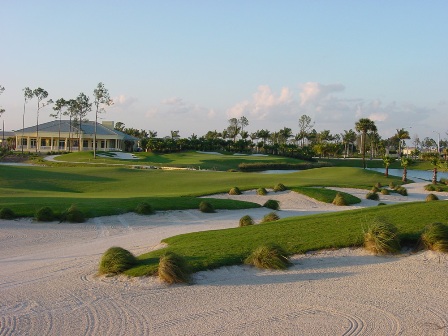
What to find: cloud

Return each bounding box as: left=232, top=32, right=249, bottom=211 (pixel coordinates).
left=299, top=82, right=345, bottom=106
left=111, top=95, right=138, bottom=110
left=147, top=97, right=215, bottom=119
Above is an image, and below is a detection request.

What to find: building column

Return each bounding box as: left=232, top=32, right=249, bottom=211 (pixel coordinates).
left=27, top=137, right=30, bottom=149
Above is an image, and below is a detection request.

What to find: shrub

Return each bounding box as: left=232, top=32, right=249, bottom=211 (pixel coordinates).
left=425, top=184, right=435, bottom=191
left=381, top=189, right=390, bottom=195
left=263, top=199, right=280, bottom=210
left=257, top=187, right=268, bottom=196
left=396, top=187, right=408, bottom=196
left=64, top=204, right=85, bottom=223
left=35, top=206, right=55, bottom=222
left=158, top=252, right=190, bottom=284
left=135, top=202, right=154, bottom=215
left=245, top=244, right=290, bottom=270
left=364, top=217, right=400, bottom=255
left=239, top=215, right=255, bottom=227
left=199, top=201, right=215, bottom=213
left=436, top=186, right=444, bottom=192
left=273, top=183, right=287, bottom=192
left=261, top=211, right=280, bottom=223
left=98, top=246, right=137, bottom=274
left=371, top=186, right=380, bottom=193
left=389, top=181, right=396, bottom=189
left=375, top=182, right=382, bottom=188
left=426, top=193, right=439, bottom=202
left=0, top=208, right=15, bottom=220
left=421, top=222, right=448, bottom=252
left=229, top=187, right=242, bottom=195
left=366, top=192, right=379, bottom=201
left=332, top=192, right=347, bottom=206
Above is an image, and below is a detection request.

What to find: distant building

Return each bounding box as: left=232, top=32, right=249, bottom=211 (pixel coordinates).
left=14, top=120, right=138, bottom=152
left=0, top=131, right=15, bottom=148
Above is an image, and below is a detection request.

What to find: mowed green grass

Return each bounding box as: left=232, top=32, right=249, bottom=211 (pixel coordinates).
left=0, top=165, right=402, bottom=217
left=292, top=187, right=361, bottom=204
left=126, top=201, right=448, bottom=276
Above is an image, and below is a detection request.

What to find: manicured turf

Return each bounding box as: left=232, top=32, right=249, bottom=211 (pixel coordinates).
left=125, top=201, right=448, bottom=276
left=292, top=187, right=361, bottom=204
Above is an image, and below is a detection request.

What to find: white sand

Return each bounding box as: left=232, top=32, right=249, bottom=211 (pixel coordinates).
left=1, top=182, right=448, bottom=335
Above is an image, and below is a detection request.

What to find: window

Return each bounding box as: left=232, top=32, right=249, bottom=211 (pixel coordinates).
left=41, top=139, right=47, bottom=146
left=21, top=138, right=28, bottom=146
left=101, top=140, right=105, bottom=148
left=30, top=139, right=37, bottom=148
left=59, top=140, right=65, bottom=148
left=83, top=140, right=88, bottom=148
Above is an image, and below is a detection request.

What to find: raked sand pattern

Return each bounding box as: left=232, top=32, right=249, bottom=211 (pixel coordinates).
left=1, top=182, right=448, bottom=335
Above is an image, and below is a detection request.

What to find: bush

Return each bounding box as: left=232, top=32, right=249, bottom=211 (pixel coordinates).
left=389, top=181, right=396, bottom=189
left=425, top=184, right=435, bottom=191
left=396, top=187, right=408, bottom=196
left=35, top=206, right=55, bottom=222
left=366, top=192, right=379, bottom=201
left=332, top=192, right=347, bottom=206
left=63, top=204, right=85, bottom=223
left=381, top=189, right=390, bottom=195
left=364, top=217, right=400, bottom=255
left=245, top=244, right=290, bottom=270
left=98, top=246, right=137, bottom=274
left=239, top=215, right=255, bottom=227
left=426, top=193, right=439, bottom=202
left=261, top=211, right=280, bottom=223
left=229, top=187, right=242, bottom=195
left=375, top=182, right=382, bottom=188
left=158, top=252, right=190, bottom=284
left=0, top=208, right=15, bottom=220
left=421, top=222, right=448, bottom=252
left=135, top=202, right=154, bottom=215
left=199, top=201, right=215, bottom=213
left=257, top=187, right=268, bottom=196
left=263, top=199, right=280, bottom=210
left=273, top=183, right=287, bottom=192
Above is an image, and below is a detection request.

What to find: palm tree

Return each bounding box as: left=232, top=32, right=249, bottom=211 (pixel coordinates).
left=382, top=156, right=395, bottom=177
left=342, top=129, right=357, bottom=158
left=430, top=156, right=440, bottom=185
left=355, top=118, right=377, bottom=169
left=395, top=128, right=411, bottom=157
left=400, top=156, right=412, bottom=182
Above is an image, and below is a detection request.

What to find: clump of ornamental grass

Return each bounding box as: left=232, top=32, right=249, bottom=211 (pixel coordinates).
left=380, top=189, right=390, bottom=195
left=199, top=201, right=215, bottom=213
left=273, top=183, right=287, bottom=192
left=395, top=186, right=408, bottom=196
left=239, top=215, right=255, bottom=227
left=375, top=182, right=382, bottom=188
left=135, top=202, right=154, bottom=215
left=371, top=186, right=380, bottom=193
left=257, top=187, right=268, bottom=196
left=389, top=181, right=396, bottom=189
left=366, top=192, right=379, bottom=201
left=261, top=211, right=280, bottom=223
left=158, top=252, right=190, bottom=284
left=364, top=217, right=400, bottom=255
left=332, top=192, right=347, bottom=206
left=420, top=222, right=448, bottom=252
left=35, top=206, right=55, bottom=222
left=0, top=207, right=15, bottom=220
left=63, top=204, right=85, bottom=223
left=425, top=193, right=439, bottom=202
left=244, top=244, right=290, bottom=270
left=425, top=184, right=436, bottom=191
left=98, top=246, right=137, bottom=275
left=229, top=187, right=242, bottom=195
left=440, top=178, right=448, bottom=185
left=263, top=199, right=280, bottom=210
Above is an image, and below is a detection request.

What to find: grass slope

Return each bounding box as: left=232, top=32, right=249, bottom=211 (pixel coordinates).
left=126, top=201, right=448, bottom=276
left=292, top=187, right=361, bottom=204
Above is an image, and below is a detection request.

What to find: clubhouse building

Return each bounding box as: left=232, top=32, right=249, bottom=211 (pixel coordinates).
left=14, top=120, right=138, bottom=152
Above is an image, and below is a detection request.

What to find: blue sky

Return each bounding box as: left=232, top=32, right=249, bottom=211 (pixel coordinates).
left=1, top=0, right=447, bottom=141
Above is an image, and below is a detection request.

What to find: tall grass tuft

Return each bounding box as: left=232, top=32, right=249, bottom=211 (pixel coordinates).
left=381, top=189, right=390, bottom=195
left=245, top=244, right=290, bottom=270
left=199, top=201, right=215, bottom=213
left=332, top=192, right=347, bottom=206
left=366, top=192, right=379, bottom=201
left=263, top=199, right=280, bottom=210
left=389, top=181, right=396, bottom=189
left=425, top=184, right=436, bottom=191
left=421, top=222, right=448, bottom=252
left=375, top=182, right=382, bottom=188
left=371, top=186, right=380, bottom=193
left=425, top=193, right=439, bottom=202
left=63, top=204, right=85, bottom=223
left=257, top=187, right=268, bottom=195
left=229, top=187, right=242, bottom=195
left=261, top=211, right=280, bottom=223
left=158, top=252, right=190, bottom=284
left=135, top=202, right=154, bottom=215
left=273, top=183, right=287, bottom=192
left=395, top=186, right=408, bottom=196
left=0, top=208, right=15, bottom=220
left=99, top=246, right=137, bottom=274
left=364, top=217, right=400, bottom=255
left=35, top=206, right=55, bottom=222
left=239, top=215, right=255, bottom=227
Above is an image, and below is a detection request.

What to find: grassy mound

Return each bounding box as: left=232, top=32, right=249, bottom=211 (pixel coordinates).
left=135, top=202, right=154, bottom=215
left=0, top=207, right=15, bottom=220
left=364, top=217, right=400, bottom=255
left=273, top=183, right=287, bottom=192
left=425, top=193, right=439, bottom=202
left=199, top=201, right=215, bottom=213
left=158, top=252, right=190, bottom=284
left=421, top=222, right=448, bottom=252
left=99, top=246, right=137, bottom=274
left=366, top=192, right=379, bottom=201
left=332, top=192, right=347, bottom=206
left=245, top=244, right=290, bottom=270
left=35, top=206, right=55, bottom=222
left=263, top=199, right=280, bottom=210
left=257, top=187, right=268, bottom=196
left=239, top=215, right=255, bottom=227
left=63, top=204, right=85, bottom=223
left=229, top=187, right=242, bottom=195
left=261, top=211, right=280, bottom=223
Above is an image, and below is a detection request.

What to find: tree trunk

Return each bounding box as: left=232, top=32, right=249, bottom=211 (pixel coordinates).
left=362, top=132, right=366, bottom=169
left=402, top=167, right=407, bottom=182
left=385, top=166, right=389, bottom=177
left=432, top=167, right=437, bottom=185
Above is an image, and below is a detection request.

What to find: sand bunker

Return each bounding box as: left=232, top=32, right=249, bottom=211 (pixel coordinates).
left=1, top=181, right=448, bottom=335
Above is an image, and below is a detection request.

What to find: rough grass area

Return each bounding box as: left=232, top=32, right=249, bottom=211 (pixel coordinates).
left=238, top=162, right=330, bottom=172
left=421, top=222, right=448, bottom=252
left=261, top=211, right=280, bottom=223
left=158, top=252, right=190, bottom=284
left=99, top=247, right=137, bottom=274
left=292, top=187, right=361, bottom=205
left=125, top=201, right=448, bottom=277
left=364, top=217, right=400, bottom=255
left=239, top=215, right=255, bottom=227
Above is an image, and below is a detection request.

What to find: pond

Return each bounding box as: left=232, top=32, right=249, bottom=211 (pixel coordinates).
left=368, top=168, right=448, bottom=181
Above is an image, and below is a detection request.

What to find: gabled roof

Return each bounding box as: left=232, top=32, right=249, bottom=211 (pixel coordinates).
left=14, top=120, right=138, bottom=140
